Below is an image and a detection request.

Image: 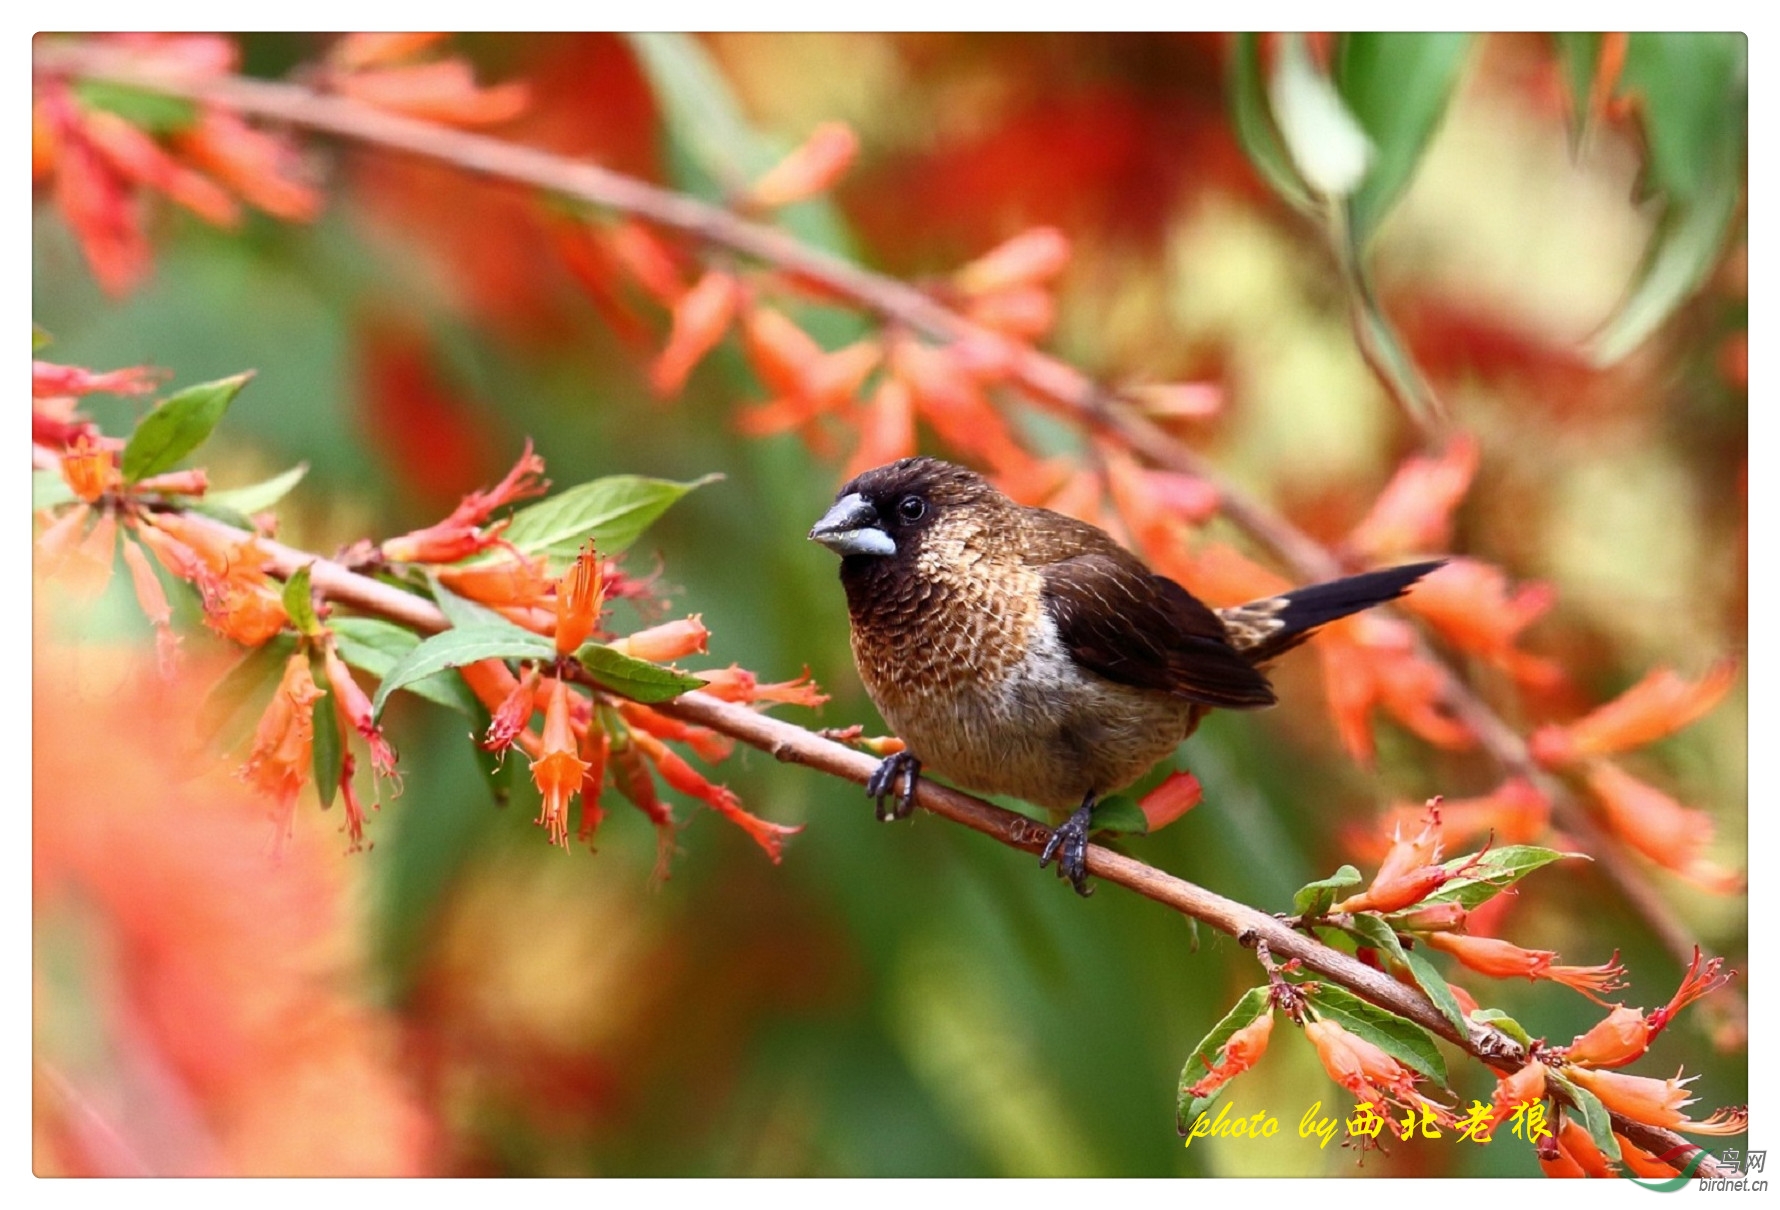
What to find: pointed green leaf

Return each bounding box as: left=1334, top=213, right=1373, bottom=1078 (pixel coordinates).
left=33, top=469, right=76, bottom=511
left=1229, top=32, right=1312, bottom=210
left=281, top=563, right=319, bottom=635
left=74, top=80, right=198, bottom=133
left=1551, top=32, right=1603, bottom=149
left=330, top=616, right=478, bottom=716
left=1089, top=794, right=1147, bottom=836
left=1347, top=913, right=1468, bottom=1039
left=208, top=463, right=308, bottom=515
left=1618, top=33, right=1745, bottom=204
left=312, top=689, right=343, bottom=808
left=197, top=634, right=296, bottom=749
left=502, top=473, right=719, bottom=568
left=1293, top=864, right=1361, bottom=917
left=370, top=625, right=555, bottom=721
left=1422, top=845, right=1582, bottom=910
left=1548, top=1069, right=1619, bottom=1159
left=1467, top=1008, right=1532, bottom=1049
left=1335, top=32, right=1471, bottom=241
left=121, top=372, right=252, bottom=483
left=575, top=642, right=706, bottom=704
left=1306, top=983, right=1447, bottom=1086
left=1177, top=986, right=1272, bottom=1133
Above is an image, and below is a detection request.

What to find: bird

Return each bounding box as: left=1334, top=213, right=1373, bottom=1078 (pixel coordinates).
left=808, top=455, right=1444, bottom=896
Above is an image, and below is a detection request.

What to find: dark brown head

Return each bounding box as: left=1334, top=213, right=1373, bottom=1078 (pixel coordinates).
left=808, top=457, right=1003, bottom=568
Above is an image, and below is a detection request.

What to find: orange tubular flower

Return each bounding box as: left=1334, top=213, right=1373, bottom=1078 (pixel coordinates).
left=1423, top=934, right=1627, bottom=1004
left=631, top=730, right=801, bottom=863
left=604, top=220, right=687, bottom=305
left=1400, top=558, right=1563, bottom=690
left=1318, top=615, right=1471, bottom=765
left=1554, top=1116, right=1618, bottom=1178
left=577, top=722, right=610, bottom=845
left=1582, top=762, right=1742, bottom=892
left=529, top=679, right=589, bottom=849
left=1530, top=661, right=1739, bottom=769
left=328, top=31, right=450, bottom=71
left=1647, top=947, right=1734, bottom=1038
left=138, top=512, right=288, bottom=645
left=120, top=535, right=179, bottom=671
left=1615, top=1133, right=1685, bottom=1179
left=381, top=439, right=547, bottom=564
left=240, top=650, right=327, bottom=837
left=482, top=665, right=541, bottom=753
left=1333, top=800, right=1480, bottom=915
left=650, top=270, right=741, bottom=397
left=32, top=358, right=163, bottom=399
left=554, top=545, right=605, bottom=656
left=693, top=664, right=831, bottom=709
left=619, top=702, right=732, bottom=764
left=55, top=434, right=120, bottom=502
left=78, top=106, right=238, bottom=228
left=434, top=552, right=550, bottom=609
left=1565, top=1006, right=1650, bottom=1069
left=1303, top=1018, right=1418, bottom=1104
left=952, top=227, right=1071, bottom=297
left=321, top=642, right=398, bottom=779
left=891, top=339, right=1031, bottom=474
left=333, top=59, right=529, bottom=126
left=610, top=733, right=676, bottom=879
left=337, top=750, right=371, bottom=852
left=1184, top=1012, right=1273, bottom=1099
left=1365, top=779, right=1550, bottom=855
left=607, top=616, right=708, bottom=664
left=173, top=108, right=322, bottom=222
left=1565, top=1068, right=1731, bottom=1134
left=1139, top=771, right=1203, bottom=833
left=744, top=121, right=860, bottom=210
left=1489, top=1060, right=1547, bottom=1127
left=846, top=377, right=917, bottom=478
left=1344, top=434, right=1478, bottom=561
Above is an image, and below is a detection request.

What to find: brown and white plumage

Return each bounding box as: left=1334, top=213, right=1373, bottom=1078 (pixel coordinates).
left=810, top=456, right=1441, bottom=892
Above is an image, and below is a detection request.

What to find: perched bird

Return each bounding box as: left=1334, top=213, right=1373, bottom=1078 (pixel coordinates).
left=809, top=456, right=1443, bottom=895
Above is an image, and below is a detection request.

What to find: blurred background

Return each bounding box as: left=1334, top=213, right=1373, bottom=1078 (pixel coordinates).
left=33, top=32, right=1746, bottom=1176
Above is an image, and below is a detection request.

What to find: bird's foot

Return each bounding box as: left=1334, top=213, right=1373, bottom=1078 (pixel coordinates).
left=1039, top=796, right=1097, bottom=897
left=865, top=750, right=922, bottom=822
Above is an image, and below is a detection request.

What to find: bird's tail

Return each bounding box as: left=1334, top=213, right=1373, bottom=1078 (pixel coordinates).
left=1219, top=560, right=1446, bottom=664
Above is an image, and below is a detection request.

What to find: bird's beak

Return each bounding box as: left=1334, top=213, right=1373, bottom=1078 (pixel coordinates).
left=809, top=493, right=895, bottom=557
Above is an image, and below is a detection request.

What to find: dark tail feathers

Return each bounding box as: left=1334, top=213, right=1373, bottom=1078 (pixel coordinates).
left=1220, top=559, right=1445, bottom=664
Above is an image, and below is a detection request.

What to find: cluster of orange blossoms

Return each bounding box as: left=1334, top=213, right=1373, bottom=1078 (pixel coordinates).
left=34, top=32, right=527, bottom=296
left=35, top=361, right=816, bottom=864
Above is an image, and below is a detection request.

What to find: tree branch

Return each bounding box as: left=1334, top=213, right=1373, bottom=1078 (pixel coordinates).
left=159, top=512, right=1722, bottom=1175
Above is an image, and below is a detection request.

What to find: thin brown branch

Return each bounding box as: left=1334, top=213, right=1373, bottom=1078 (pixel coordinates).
left=168, top=512, right=1723, bottom=1174
left=35, top=39, right=1735, bottom=1036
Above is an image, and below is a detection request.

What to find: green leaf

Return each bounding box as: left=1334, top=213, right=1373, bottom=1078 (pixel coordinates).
left=1548, top=1069, right=1619, bottom=1159
left=1619, top=33, right=1745, bottom=204
left=208, top=463, right=308, bottom=515
left=1422, top=845, right=1581, bottom=910
left=1089, top=794, right=1147, bottom=836
left=1306, top=983, right=1447, bottom=1086
left=312, top=689, right=342, bottom=808
left=197, top=634, right=296, bottom=750
left=1293, top=864, right=1361, bottom=917
left=370, top=625, right=555, bottom=721
left=281, top=564, right=319, bottom=635
left=1551, top=32, right=1602, bottom=149
left=331, top=617, right=478, bottom=716
left=1335, top=32, right=1471, bottom=242
left=1176, top=986, right=1272, bottom=1133
left=501, top=473, right=719, bottom=569
left=73, top=80, right=198, bottom=133
left=1588, top=34, right=1744, bottom=364
left=575, top=642, right=706, bottom=704
left=1229, top=32, right=1312, bottom=210
left=1467, top=1008, right=1532, bottom=1049
left=33, top=469, right=76, bottom=511
left=1347, top=914, right=1468, bottom=1039
left=121, top=372, right=252, bottom=483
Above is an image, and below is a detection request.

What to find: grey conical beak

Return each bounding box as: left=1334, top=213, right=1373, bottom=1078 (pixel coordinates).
left=809, top=493, right=895, bottom=557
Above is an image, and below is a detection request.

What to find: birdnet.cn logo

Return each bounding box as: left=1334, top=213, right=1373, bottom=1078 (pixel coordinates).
left=1635, top=1145, right=1766, bottom=1193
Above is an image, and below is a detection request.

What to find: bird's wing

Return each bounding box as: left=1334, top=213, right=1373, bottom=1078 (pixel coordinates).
left=1040, top=552, right=1278, bottom=708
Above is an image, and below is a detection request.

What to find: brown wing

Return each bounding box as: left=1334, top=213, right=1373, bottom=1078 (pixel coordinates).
left=1040, top=552, right=1278, bottom=709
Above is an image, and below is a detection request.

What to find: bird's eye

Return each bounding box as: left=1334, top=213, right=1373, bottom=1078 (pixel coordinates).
left=897, top=496, right=926, bottom=522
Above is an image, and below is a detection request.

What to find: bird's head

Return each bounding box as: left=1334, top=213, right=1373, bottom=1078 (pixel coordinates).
left=808, top=456, right=1002, bottom=565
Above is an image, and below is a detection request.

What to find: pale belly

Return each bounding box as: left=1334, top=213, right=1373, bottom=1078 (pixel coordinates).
left=864, top=614, right=1199, bottom=812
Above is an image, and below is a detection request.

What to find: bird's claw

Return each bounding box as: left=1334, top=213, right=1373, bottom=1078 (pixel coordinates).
left=1039, top=799, right=1096, bottom=897
left=865, top=750, right=921, bottom=822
